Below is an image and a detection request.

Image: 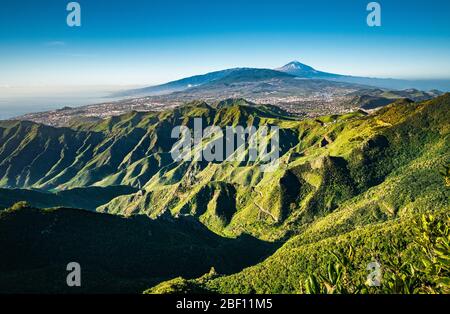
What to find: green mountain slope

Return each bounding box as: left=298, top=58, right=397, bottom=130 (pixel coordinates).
left=144, top=95, right=450, bottom=293
left=1, top=96, right=449, bottom=239
left=0, top=205, right=277, bottom=293
left=100, top=95, right=449, bottom=241
left=147, top=209, right=448, bottom=294
left=0, top=95, right=448, bottom=294
left=0, top=186, right=137, bottom=211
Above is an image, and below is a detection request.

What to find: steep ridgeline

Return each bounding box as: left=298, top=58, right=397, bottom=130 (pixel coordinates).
left=0, top=96, right=449, bottom=243
left=100, top=95, right=449, bottom=240
left=0, top=205, right=277, bottom=293
left=0, top=99, right=292, bottom=191
left=146, top=95, right=450, bottom=294
left=0, top=186, right=137, bottom=211
left=18, top=67, right=443, bottom=128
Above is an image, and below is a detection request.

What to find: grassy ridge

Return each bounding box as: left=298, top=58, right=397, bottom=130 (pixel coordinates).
left=1, top=96, right=448, bottom=240
left=0, top=95, right=448, bottom=294
left=147, top=210, right=448, bottom=294
left=0, top=186, right=137, bottom=211
left=145, top=95, right=449, bottom=293
left=0, top=205, right=278, bottom=293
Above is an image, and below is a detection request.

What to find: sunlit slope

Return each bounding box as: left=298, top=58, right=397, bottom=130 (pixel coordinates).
left=146, top=95, right=450, bottom=294
left=0, top=99, right=292, bottom=190
left=147, top=208, right=448, bottom=294
left=101, top=95, right=449, bottom=240
left=1, top=96, right=449, bottom=242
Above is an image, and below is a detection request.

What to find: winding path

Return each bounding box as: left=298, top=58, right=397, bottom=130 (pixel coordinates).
left=253, top=187, right=278, bottom=222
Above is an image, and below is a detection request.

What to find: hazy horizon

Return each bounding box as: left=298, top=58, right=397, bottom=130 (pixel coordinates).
left=1, top=60, right=450, bottom=120
left=1, top=0, right=450, bottom=88
left=1, top=0, right=450, bottom=118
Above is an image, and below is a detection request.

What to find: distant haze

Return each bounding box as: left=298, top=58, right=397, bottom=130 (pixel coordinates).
left=0, top=86, right=140, bottom=119
left=1, top=0, right=450, bottom=118
left=1, top=0, right=450, bottom=87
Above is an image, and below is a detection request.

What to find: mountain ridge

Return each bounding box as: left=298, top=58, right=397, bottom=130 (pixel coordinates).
left=2, top=95, right=449, bottom=240
left=275, top=61, right=339, bottom=78
left=0, top=205, right=277, bottom=293
left=0, top=94, right=448, bottom=293
left=116, top=61, right=450, bottom=98
left=15, top=62, right=447, bottom=127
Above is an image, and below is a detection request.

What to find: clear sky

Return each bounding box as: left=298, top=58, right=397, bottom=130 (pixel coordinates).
left=1, top=0, right=450, bottom=87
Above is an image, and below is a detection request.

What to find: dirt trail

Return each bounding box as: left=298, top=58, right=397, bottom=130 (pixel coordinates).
left=253, top=187, right=278, bottom=222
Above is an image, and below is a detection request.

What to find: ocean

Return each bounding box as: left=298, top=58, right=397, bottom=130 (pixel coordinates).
left=0, top=87, right=129, bottom=120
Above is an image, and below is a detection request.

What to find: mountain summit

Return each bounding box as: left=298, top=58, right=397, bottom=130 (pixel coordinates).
left=115, top=61, right=450, bottom=98
left=277, top=61, right=317, bottom=73
left=275, top=61, right=338, bottom=78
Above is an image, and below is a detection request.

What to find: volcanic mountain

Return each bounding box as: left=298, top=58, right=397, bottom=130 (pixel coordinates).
left=116, top=61, right=450, bottom=98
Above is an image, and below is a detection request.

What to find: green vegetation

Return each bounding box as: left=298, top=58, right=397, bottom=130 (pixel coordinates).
left=0, top=94, right=448, bottom=293
left=148, top=211, right=448, bottom=294
left=299, top=212, right=449, bottom=294
left=0, top=186, right=137, bottom=211
left=0, top=205, right=277, bottom=293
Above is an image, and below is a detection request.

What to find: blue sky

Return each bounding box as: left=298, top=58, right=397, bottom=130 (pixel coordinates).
left=1, top=0, right=450, bottom=87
